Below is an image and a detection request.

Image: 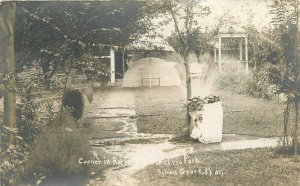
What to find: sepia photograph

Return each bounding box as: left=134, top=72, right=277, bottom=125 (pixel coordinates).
left=0, top=0, right=300, bottom=185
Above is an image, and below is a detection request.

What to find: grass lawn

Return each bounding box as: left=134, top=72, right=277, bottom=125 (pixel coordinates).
left=134, top=86, right=186, bottom=134
left=135, top=148, right=300, bottom=186
left=215, top=89, right=288, bottom=137
left=134, top=86, right=291, bottom=137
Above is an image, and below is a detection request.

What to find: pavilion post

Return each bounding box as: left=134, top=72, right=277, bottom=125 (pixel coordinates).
left=218, top=36, right=222, bottom=71
left=122, top=50, right=125, bottom=78
left=239, top=38, right=243, bottom=60
left=245, top=36, right=249, bottom=73
left=239, top=38, right=243, bottom=72
left=110, top=47, right=115, bottom=84
left=214, top=37, right=217, bottom=64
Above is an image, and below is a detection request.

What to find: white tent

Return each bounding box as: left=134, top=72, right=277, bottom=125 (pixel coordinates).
left=122, top=57, right=181, bottom=87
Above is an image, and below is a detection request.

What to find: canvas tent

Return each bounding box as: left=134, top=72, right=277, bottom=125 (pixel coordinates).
left=122, top=57, right=182, bottom=87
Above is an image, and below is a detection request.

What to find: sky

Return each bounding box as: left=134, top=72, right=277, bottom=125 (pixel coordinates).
left=156, top=0, right=273, bottom=37
left=203, top=0, right=272, bottom=30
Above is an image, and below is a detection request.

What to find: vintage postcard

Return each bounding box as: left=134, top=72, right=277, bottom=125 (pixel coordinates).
left=0, top=0, right=299, bottom=185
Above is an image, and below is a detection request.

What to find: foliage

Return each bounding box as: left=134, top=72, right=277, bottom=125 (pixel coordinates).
left=15, top=1, right=147, bottom=58
left=267, top=0, right=300, bottom=156
left=62, top=89, right=84, bottom=120
left=0, top=1, right=117, bottom=185
left=217, top=71, right=276, bottom=99
left=267, top=0, right=299, bottom=94
left=75, top=55, right=111, bottom=85
left=24, top=130, right=92, bottom=184
left=21, top=110, right=92, bottom=185
left=144, top=0, right=210, bottom=58
left=1, top=65, right=62, bottom=186
left=13, top=64, right=60, bottom=144
left=227, top=1, right=299, bottom=99
left=246, top=27, right=282, bottom=67
left=0, top=3, right=27, bottom=186
left=1, top=67, right=57, bottom=186
left=0, top=127, right=29, bottom=186
left=166, top=28, right=214, bottom=60
left=187, top=95, right=221, bottom=129
left=249, top=64, right=283, bottom=99
left=188, top=95, right=220, bottom=112
left=14, top=1, right=148, bottom=89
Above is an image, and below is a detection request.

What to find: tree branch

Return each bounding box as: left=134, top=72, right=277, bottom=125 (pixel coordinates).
left=169, top=3, right=186, bottom=50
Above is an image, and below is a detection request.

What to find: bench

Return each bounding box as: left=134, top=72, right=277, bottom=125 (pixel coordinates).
left=141, top=77, right=160, bottom=87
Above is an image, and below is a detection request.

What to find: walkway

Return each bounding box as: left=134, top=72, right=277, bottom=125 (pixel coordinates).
left=84, top=87, right=278, bottom=186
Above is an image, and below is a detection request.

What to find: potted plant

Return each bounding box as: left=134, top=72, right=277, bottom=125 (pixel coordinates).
left=188, top=95, right=223, bottom=143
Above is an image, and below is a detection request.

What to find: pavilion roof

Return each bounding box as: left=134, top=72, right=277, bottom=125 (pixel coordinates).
left=216, top=25, right=247, bottom=38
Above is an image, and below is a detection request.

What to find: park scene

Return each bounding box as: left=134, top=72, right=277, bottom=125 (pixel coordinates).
left=0, top=0, right=300, bottom=185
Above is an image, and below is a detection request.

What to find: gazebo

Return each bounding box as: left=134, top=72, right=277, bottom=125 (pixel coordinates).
left=214, top=26, right=249, bottom=73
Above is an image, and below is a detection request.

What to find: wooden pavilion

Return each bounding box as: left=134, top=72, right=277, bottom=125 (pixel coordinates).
left=214, top=26, right=249, bottom=73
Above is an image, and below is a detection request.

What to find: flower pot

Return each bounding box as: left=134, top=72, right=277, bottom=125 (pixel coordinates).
left=189, top=101, right=223, bottom=143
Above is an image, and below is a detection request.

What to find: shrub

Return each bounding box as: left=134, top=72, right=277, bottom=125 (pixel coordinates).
left=25, top=130, right=92, bottom=184
left=1, top=69, right=46, bottom=185
left=62, top=89, right=84, bottom=120
left=0, top=129, right=29, bottom=186
left=216, top=71, right=275, bottom=99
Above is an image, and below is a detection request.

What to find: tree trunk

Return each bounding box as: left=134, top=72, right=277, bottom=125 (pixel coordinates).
left=294, top=0, right=300, bottom=158
left=283, top=99, right=290, bottom=150
left=184, top=56, right=192, bottom=127
left=295, top=97, right=300, bottom=158
left=59, top=68, right=71, bottom=126
left=0, top=2, right=17, bottom=144
left=184, top=58, right=192, bottom=99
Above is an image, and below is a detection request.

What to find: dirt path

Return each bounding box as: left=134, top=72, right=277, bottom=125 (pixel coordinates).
left=85, top=87, right=278, bottom=186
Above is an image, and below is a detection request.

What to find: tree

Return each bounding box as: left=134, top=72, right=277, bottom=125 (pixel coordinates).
left=0, top=3, right=28, bottom=185
left=167, top=27, right=213, bottom=63
left=0, top=2, right=17, bottom=144
left=14, top=1, right=148, bottom=90
left=295, top=0, right=300, bottom=158
left=144, top=0, right=210, bottom=125
left=268, top=0, right=300, bottom=157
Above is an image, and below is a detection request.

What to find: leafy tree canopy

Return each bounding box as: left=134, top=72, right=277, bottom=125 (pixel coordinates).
left=142, top=0, right=210, bottom=58
left=14, top=1, right=148, bottom=71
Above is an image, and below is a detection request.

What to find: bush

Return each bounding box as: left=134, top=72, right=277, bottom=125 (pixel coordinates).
left=62, top=89, right=84, bottom=120
left=24, top=130, right=92, bottom=184
left=0, top=66, right=58, bottom=186
left=216, top=71, right=275, bottom=99
left=217, top=71, right=251, bottom=93
left=0, top=130, right=29, bottom=186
